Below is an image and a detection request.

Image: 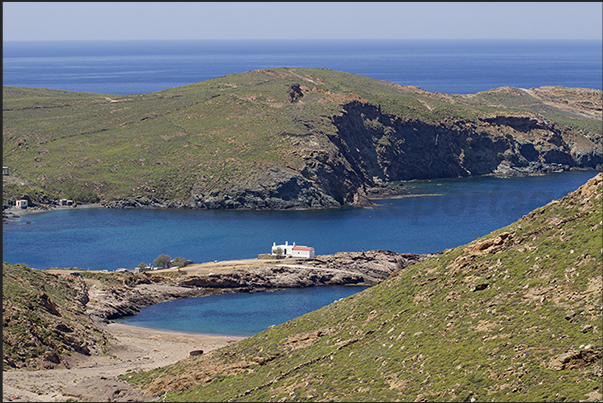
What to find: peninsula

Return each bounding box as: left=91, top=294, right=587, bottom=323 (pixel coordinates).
left=3, top=68, right=601, bottom=212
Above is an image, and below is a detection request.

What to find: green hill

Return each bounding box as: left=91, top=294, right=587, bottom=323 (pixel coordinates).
left=2, top=263, right=109, bottom=369
left=123, top=173, right=602, bottom=402
left=3, top=68, right=601, bottom=209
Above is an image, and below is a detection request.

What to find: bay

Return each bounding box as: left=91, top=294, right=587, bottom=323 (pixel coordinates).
left=3, top=39, right=602, bottom=95
left=3, top=171, right=598, bottom=271
left=3, top=39, right=601, bottom=336
left=114, top=286, right=369, bottom=337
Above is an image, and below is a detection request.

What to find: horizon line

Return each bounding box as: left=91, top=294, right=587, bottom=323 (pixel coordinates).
left=4, top=38, right=603, bottom=43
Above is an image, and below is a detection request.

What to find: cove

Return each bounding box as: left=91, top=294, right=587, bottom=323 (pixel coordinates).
left=114, top=285, right=369, bottom=336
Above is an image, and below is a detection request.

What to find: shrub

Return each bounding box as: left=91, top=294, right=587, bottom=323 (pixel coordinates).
left=153, top=254, right=171, bottom=268
left=172, top=257, right=186, bottom=268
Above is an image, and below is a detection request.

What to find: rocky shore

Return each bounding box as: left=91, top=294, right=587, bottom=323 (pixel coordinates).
left=84, top=250, right=437, bottom=322
left=2, top=202, right=104, bottom=220
left=4, top=250, right=436, bottom=368
left=3, top=249, right=434, bottom=401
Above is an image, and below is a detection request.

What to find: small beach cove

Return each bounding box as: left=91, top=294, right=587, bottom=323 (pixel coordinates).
left=3, top=251, right=416, bottom=401
left=2, top=323, right=245, bottom=402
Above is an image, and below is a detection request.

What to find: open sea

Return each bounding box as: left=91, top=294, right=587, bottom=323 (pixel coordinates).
left=3, top=39, right=602, bottom=94
left=3, top=39, right=601, bottom=335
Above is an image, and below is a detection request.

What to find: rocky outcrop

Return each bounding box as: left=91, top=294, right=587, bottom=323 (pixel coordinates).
left=85, top=282, right=208, bottom=322
left=102, top=195, right=189, bottom=210
left=176, top=267, right=365, bottom=290
left=192, top=166, right=342, bottom=210
left=177, top=250, right=436, bottom=289
left=549, top=345, right=602, bottom=371
left=302, top=249, right=437, bottom=280
left=328, top=102, right=601, bottom=185
left=2, top=264, right=110, bottom=369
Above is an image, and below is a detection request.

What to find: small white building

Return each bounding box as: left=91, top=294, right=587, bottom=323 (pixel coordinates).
left=271, top=241, right=315, bottom=259
left=16, top=199, right=28, bottom=209
left=133, top=265, right=153, bottom=273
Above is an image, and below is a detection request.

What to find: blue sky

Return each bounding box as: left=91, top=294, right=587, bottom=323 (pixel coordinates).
left=3, top=2, right=602, bottom=41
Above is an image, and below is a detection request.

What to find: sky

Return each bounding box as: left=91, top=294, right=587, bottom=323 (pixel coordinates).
left=3, top=2, right=602, bottom=41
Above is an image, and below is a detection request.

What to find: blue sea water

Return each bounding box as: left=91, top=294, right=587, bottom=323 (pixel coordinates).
left=3, top=39, right=602, bottom=95
left=3, top=40, right=601, bottom=335
left=109, top=170, right=598, bottom=336
left=114, top=286, right=369, bottom=336
left=3, top=171, right=598, bottom=271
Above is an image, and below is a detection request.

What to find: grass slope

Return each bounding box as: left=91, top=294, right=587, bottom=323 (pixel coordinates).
left=3, top=68, right=601, bottom=205
left=123, top=173, right=602, bottom=402
left=2, top=263, right=109, bottom=369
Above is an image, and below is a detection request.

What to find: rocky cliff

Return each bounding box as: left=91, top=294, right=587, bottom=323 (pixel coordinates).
left=330, top=101, right=601, bottom=181
left=2, top=263, right=109, bottom=369
left=103, top=93, right=603, bottom=211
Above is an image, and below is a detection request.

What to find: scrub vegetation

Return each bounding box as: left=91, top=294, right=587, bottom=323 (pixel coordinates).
left=2, top=263, right=109, bottom=368
left=3, top=69, right=601, bottom=209
left=121, top=173, right=602, bottom=402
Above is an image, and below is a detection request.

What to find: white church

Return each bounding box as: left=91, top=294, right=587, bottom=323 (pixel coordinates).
left=271, top=241, right=315, bottom=259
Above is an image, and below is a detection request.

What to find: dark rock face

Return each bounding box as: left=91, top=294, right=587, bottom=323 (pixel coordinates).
left=103, top=101, right=600, bottom=212
left=481, top=115, right=555, bottom=133
left=189, top=103, right=600, bottom=211
left=329, top=102, right=601, bottom=183
left=102, top=195, right=188, bottom=209
left=193, top=167, right=341, bottom=210
left=549, top=346, right=602, bottom=371
left=38, top=292, right=61, bottom=316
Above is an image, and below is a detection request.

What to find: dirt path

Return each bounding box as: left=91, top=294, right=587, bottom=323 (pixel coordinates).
left=2, top=323, right=245, bottom=402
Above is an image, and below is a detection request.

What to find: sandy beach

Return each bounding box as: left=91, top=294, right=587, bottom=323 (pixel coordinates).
left=2, top=322, right=245, bottom=402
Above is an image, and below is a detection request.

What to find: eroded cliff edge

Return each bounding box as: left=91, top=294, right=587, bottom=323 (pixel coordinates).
left=105, top=99, right=602, bottom=211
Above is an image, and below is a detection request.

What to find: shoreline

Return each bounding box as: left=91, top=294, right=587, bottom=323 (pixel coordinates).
left=2, top=322, right=246, bottom=402
left=4, top=168, right=599, bottom=219
left=104, top=321, right=245, bottom=346
left=3, top=250, right=414, bottom=401
left=3, top=202, right=104, bottom=218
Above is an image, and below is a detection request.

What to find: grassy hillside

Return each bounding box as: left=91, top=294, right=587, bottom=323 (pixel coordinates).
left=2, top=263, right=109, bottom=369
left=3, top=68, right=601, bottom=209
left=123, top=173, right=602, bottom=402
